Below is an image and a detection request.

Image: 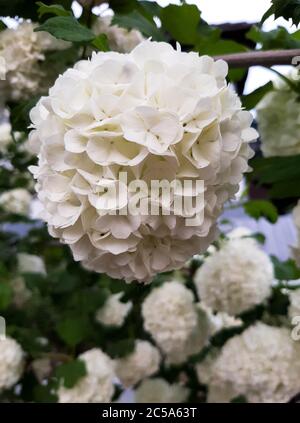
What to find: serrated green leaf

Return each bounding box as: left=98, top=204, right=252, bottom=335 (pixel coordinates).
left=55, top=359, right=87, bottom=388
left=35, top=16, right=95, bottom=43
left=106, top=338, right=135, bottom=358
left=160, top=4, right=200, bottom=44
left=271, top=256, right=300, bottom=280
left=244, top=200, right=278, bottom=223
left=36, top=2, right=71, bottom=18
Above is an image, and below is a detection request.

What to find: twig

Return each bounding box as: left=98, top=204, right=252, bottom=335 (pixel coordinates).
left=213, top=49, right=300, bottom=68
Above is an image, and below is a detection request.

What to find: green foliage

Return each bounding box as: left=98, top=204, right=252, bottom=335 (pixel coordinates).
left=36, top=2, right=72, bottom=18
left=112, top=10, right=167, bottom=41
left=56, top=316, right=92, bottom=347
left=242, top=82, right=273, bottom=110
left=271, top=256, right=300, bottom=280
left=92, top=34, right=110, bottom=51
left=35, top=16, right=95, bottom=43
left=243, top=200, right=278, bottom=223
left=0, top=282, right=13, bottom=310
left=55, top=360, right=87, bottom=388
left=160, top=4, right=201, bottom=45
left=247, top=25, right=300, bottom=50
left=262, top=0, right=300, bottom=26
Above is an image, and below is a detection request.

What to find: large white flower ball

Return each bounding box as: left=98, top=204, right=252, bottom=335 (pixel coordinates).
left=207, top=323, right=300, bottom=403
left=256, top=83, right=300, bottom=157
left=0, top=337, right=25, bottom=392
left=135, top=378, right=189, bottom=403
left=115, top=340, right=160, bottom=387
left=58, top=348, right=114, bottom=403
left=29, top=40, right=257, bottom=283
left=194, top=237, right=274, bottom=315
left=142, top=281, right=208, bottom=364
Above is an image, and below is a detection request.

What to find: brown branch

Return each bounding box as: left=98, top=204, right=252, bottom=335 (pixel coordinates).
left=213, top=49, right=300, bottom=68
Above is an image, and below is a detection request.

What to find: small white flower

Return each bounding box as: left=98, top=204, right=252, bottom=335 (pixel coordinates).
left=92, top=16, right=144, bottom=53
left=95, top=293, right=132, bottom=328
left=142, top=281, right=209, bottom=364
left=194, top=237, right=274, bottom=315
left=17, top=253, right=46, bottom=275
left=0, top=337, right=25, bottom=392
left=257, top=80, right=300, bottom=157
left=115, top=340, right=160, bottom=387
left=0, top=188, right=32, bottom=216
left=10, top=276, right=32, bottom=308
left=58, top=348, right=115, bottom=403
left=207, top=323, right=300, bottom=403
left=135, top=378, right=189, bottom=403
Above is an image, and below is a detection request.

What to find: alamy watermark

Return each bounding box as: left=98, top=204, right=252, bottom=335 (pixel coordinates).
left=94, top=172, right=205, bottom=227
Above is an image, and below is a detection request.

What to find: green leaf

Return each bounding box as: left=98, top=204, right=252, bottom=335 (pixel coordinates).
left=92, top=34, right=110, bottom=51
left=35, top=16, right=95, bottom=43
left=106, top=338, right=135, bottom=359
left=140, top=1, right=162, bottom=18
left=244, top=200, right=278, bottom=223
left=0, top=20, right=7, bottom=31
left=242, top=81, right=273, bottom=110
left=250, top=155, right=300, bottom=185
left=56, top=316, right=90, bottom=347
left=0, top=282, right=12, bottom=310
left=271, top=256, right=300, bottom=280
left=197, top=39, right=248, bottom=56
left=112, top=10, right=166, bottom=41
left=36, top=2, right=71, bottom=18
left=55, top=360, right=87, bottom=388
left=268, top=286, right=290, bottom=315
left=9, top=97, right=39, bottom=133
left=262, top=0, right=300, bottom=26
left=247, top=25, right=300, bottom=50
left=160, top=4, right=200, bottom=44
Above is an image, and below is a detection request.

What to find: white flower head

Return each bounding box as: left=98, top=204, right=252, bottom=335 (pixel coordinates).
left=17, top=253, right=46, bottom=275
left=95, top=293, right=132, bottom=327
left=194, top=237, right=274, bottom=315
left=135, top=378, right=189, bottom=403
left=30, top=40, right=256, bottom=283
left=0, top=188, right=32, bottom=216
left=207, top=323, right=300, bottom=403
left=115, top=340, right=160, bottom=387
left=0, top=22, right=69, bottom=101
left=257, top=81, right=300, bottom=157
left=142, top=281, right=209, bottom=364
left=58, top=348, right=115, bottom=403
left=92, top=16, right=144, bottom=53
left=10, top=276, right=32, bottom=308
left=0, top=337, right=25, bottom=392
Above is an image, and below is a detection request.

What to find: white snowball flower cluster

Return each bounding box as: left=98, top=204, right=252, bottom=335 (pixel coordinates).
left=0, top=22, right=69, bottom=101
left=194, top=237, right=274, bottom=315
left=58, top=348, right=115, bottom=403
left=288, top=288, right=300, bottom=320
left=256, top=83, right=300, bottom=157
left=95, top=293, right=132, bottom=327
left=17, top=253, right=46, bottom=275
left=0, top=188, right=32, bottom=215
left=292, top=201, right=300, bottom=267
left=0, top=337, right=25, bottom=392
left=207, top=323, right=300, bottom=403
left=142, top=281, right=208, bottom=364
left=29, top=40, right=257, bottom=283
left=0, top=55, right=6, bottom=80
left=93, top=16, right=144, bottom=53
left=0, top=121, right=12, bottom=154
left=115, top=340, right=160, bottom=387
left=135, top=378, right=189, bottom=403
